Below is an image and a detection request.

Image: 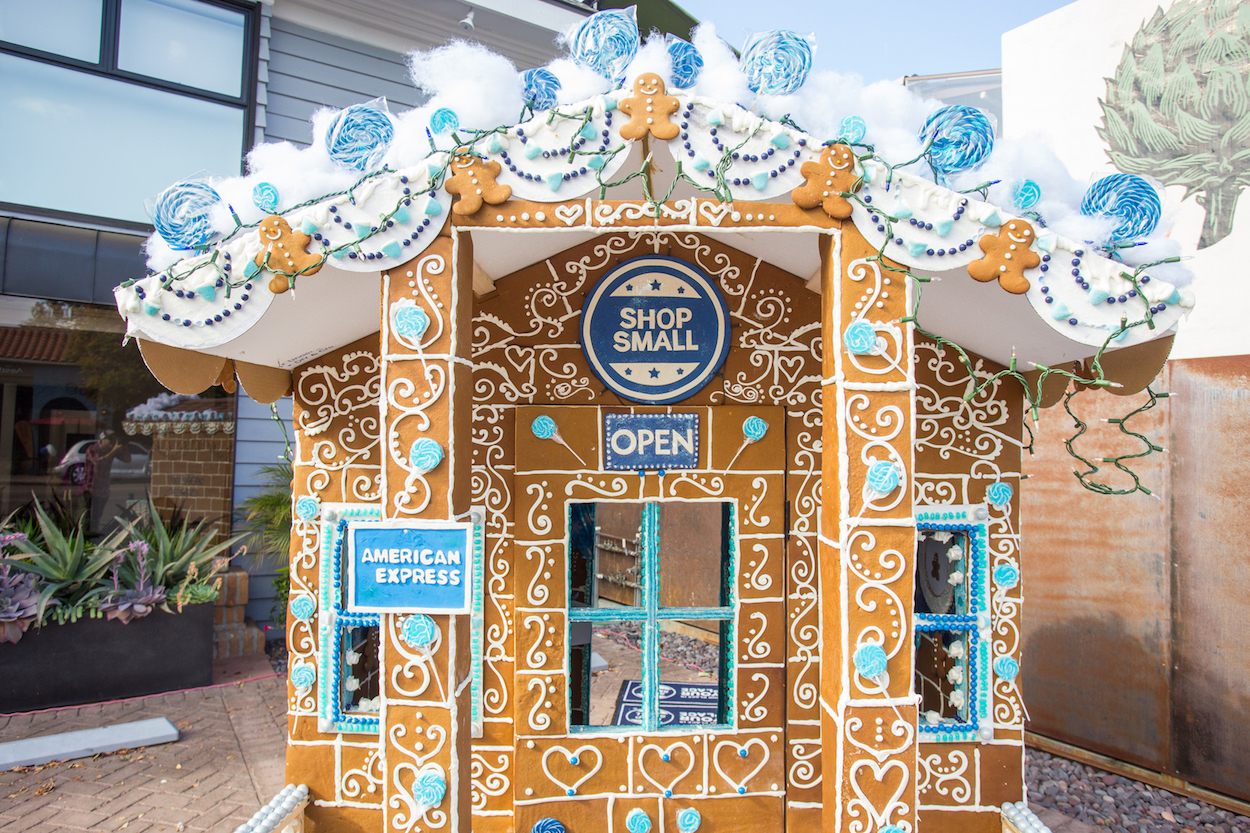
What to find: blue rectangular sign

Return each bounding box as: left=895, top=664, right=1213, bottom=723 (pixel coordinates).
left=603, top=412, right=699, bottom=471
left=346, top=520, right=473, bottom=614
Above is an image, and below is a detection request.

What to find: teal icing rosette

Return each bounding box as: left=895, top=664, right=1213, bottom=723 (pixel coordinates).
left=252, top=181, right=280, bottom=214
left=153, top=180, right=222, bottom=251
left=843, top=319, right=878, bottom=355
left=401, top=613, right=439, bottom=648
left=409, top=438, right=444, bottom=475
left=742, top=416, right=768, bottom=442
left=676, top=808, right=701, bottom=833
left=919, top=105, right=995, bottom=178
left=569, top=8, right=639, bottom=80
left=853, top=642, right=888, bottom=680
left=866, top=459, right=900, bottom=495
left=325, top=102, right=394, bottom=171
left=413, top=766, right=447, bottom=808
left=994, top=655, right=1020, bottom=682
left=522, top=68, right=562, bottom=110
left=740, top=30, right=813, bottom=96
left=625, top=808, right=652, bottom=833
left=666, top=35, right=703, bottom=88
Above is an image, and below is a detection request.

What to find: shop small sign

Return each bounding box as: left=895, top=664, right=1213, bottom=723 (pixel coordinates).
left=603, top=412, right=699, bottom=471
left=581, top=256, right=731, bottom=405
left=346, top=520, right=473, bottom=614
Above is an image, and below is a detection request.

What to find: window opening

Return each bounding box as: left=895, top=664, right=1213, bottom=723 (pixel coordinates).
left=569, top=501, right=735, bottom=732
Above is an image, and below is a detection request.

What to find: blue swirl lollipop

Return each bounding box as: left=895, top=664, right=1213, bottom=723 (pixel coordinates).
left=392, top=303, right=429, bottom=342
left=294, top=495, right=319, bottom=520
left=676, top=808, right=702, bottom=833
left=1012, top=179, right=1042, bottom=211
left=429, top=107, right=459, bottom=135
left=532, top=820, right=565, bottom=833
left=289, top=595, right=316, bottom=622
left=402, top=613, right=439, bottom=648
left=740, top=30, right=813, bottom=96
left=853, top=642, right=888, bottom=680
left=569, top=8, right=639, bottom=80
left=625, top=808, right=652, bottom=833
left=409, top=438, right=444, bottom=475
left=530, top=416, right=586, bottom=465
left=290, top=663, right=316, bottom=689
left=252, top=182, right=280, bottom=214
left=727, top=416, right=769, bottom=470
left=866, top=459, right=901, bottom=496
left=839, top=114, right=867, bottom=144
left=1080, top=173, right=1161, bottom=242
left=666, top=35, right=703, bottom=89
left=522, top=68, right=562, bottom=110
left=325, top=102, right=394, bottom=171
left=994, top=655, right=1020, bottom=682
left=919, top=105, right=995, bottom=178
left=843, top=320, right=878, bottom=355
left=153, top=180, right=222, bottom=251
left=413, top=766, right=447, bottom=808
left=986, top=481, right=1013, bottom=507
left=993, top=563, right=1020, bottom=589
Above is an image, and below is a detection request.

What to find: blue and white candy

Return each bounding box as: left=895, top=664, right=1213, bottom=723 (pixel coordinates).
left=666, top=35, right=703, bottom=89
left=531, top=415, right=557, bottom=440
left=409, top=438, right=444, bottom=475
left=289, top=594, right=316, bottom=622
left=252, top=182, right=280, bottom=214
left=1012, top=179, right=1042, bottom=211
left=740, top=30, right=813, bottom=96
left=1080, top=173, right=1161, bottom=242
left=402, top=613, right=439, bottom=648
left=531, top=819, right=565, bottom=833
left=290, top=663, right=316, bottom=689
left=295, top=496, right=319, bottom=521
left=676, top=808, right=702, bottom=833
left=986, top=481, right=1013, bottom=507
left=522, top=68, right=562, bottom=110
left=853, top=642, right=889, bottom=680
left=569, top=8, right=639, bottom=80
left=625, top=808, right=652, bottom=833
left=919, top=105, right=995, bottom=178
left=153, top=180, right=222, bottom=251
left=742, top=416, right=768, bottom=442
left=392, top=302, right=430, bottom=341
left=993, top=563, right=1020, bottom=589
left=839, top=114, right=867, bottom=144
left=994, top=655, right=1020, bottom=682
left=429, top=107, right=459, bottom=135
left=325, top=102, right=394, bottom=171
left=843, top=319, right=878, bottom=355
left=413, top=766, right=447, bottom=808
left=866, top=459, right=901, bottom=495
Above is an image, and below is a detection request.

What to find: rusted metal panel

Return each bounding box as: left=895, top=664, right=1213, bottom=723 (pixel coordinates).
left=1167, top=357, right=1250, bottom=801
left=1020, top=366, right=1172, bottom=771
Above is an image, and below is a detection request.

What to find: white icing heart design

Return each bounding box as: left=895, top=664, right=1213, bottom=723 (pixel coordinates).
left=845, top=715, right=915, bottom=764
left=554, top=203, right=584, bottom=227
left=541, top=744, right=603, bottom=797
left=847, top=758, right=910, bottom=829
left=638, top=741, right=695, bottom=797
left=712, top=737, right=769, bottom=794
left=504, top=345, right=535, bottom=376
left=698, top=201, right=731, bottom=227
left=776, top=354, right=804, bottom=383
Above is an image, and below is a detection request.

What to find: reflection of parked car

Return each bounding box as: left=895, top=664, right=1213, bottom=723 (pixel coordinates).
left=54, top=441, right=151, bottom=484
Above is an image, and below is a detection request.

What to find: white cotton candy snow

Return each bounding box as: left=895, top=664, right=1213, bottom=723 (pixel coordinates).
left=687, top=23, right=752, bottom=106
left=408, top=41, right=524, bottom=130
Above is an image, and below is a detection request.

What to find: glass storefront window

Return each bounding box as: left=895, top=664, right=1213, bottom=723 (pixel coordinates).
left=0, top=0, right=103, bottom=63
left=118, top=0, right=246, bottom=96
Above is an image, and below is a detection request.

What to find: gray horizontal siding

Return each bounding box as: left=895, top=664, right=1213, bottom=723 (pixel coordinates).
left=233, top=394, right=293, bottom=633
left=264, top=18, right=426, bottom=147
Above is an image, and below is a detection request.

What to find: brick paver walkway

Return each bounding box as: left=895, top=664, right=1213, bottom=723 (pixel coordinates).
left=0, top=676, right=286, bottom=833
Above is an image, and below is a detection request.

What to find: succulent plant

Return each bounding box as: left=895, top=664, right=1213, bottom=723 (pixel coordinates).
left=0, top=564, right=39, bottom=644
left=97, top=548, right=167, bottom=624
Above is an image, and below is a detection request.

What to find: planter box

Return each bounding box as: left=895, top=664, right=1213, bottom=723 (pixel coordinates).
left=0, top=603, right=214, bottom=713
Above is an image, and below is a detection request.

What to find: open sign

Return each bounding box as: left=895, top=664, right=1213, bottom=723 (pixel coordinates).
left=603, top=413, right=699, bottom=471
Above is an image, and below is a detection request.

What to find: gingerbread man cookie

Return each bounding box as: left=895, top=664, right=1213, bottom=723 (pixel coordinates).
left=444, top=155, right=511, bottom=216
left=617, top=73, right=681, bottom=141
left=967, top=219, right=1041, bottom=294
left=255, top=215, right=322, bottom=294
left=790, top=143, right=860, bottom=219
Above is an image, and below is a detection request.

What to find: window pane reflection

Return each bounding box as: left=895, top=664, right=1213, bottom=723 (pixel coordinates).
left=118, top=0, right=245, bottom=96
left=0, top=0, right=102, bottom=63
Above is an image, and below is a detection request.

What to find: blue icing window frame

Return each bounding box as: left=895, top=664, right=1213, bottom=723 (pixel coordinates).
left=913, top=504, right=993, bottom=744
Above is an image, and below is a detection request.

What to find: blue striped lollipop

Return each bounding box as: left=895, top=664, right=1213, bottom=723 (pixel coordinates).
left=740, top=30, right=813, bottom=96
left=919, top=105, right=995, bottom=178
left=666, top=35, right=703, bottom=88
left=153, top=180, right=222, bottom=251
left=522, top=68, right=561, bottom=110
left=1080, top=173, right=1161, bottom=242
left=325, top=102, right=394, bottom=171
left=569, top=8, right=639, bottom=80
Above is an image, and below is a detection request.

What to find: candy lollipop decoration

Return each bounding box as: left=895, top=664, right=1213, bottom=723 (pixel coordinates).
left=993, top=563, right=1019, bottom=589
left=839, top=114, right=867, bottom=144
left=993, top=655, right=1030, bottom=721
left=522, top=68, right=562, bottom=110
left=854, top=642, right=907, bottom=723
left=412, top=764, right=447, bottom=810
left=843, top=319, right=879, bottom=355
left=290, top=662, right=316, bottom=689
left=726, top=416, right=769, bottom=471
left=401, top=613, right=440, bottom=648
left=532, top=819, right=566, bottom=833
left=1080, top=173, right=1161, bottom=242
left=153, top=180, right=223, bottom=251
left=530, top=415, right=587, bottom=467
left=325, top=101, right=395, bottom=171
left=625, top=808, right=652, bottom=833
left=676, top=808, right=702, bottom=833
left=289, top=594, right=316, bottom=622
left=252, top=181, right=280, bottom=214
left=918, top=105, right=995, bottom=180
left=865, top=458, right=901, bottom=497
left=409, top=438, right=444, bottom=475
left=740, top=30, right=814, bottom=96
left=568, top=8, right=639, bottom=80
left=1012, top=179, right=1042, bottom=211
left=294, top=496, right=319, bottom=521
left=429, top=107, right=459, bottom=136
left=987, top=481, right=1013, bottom=507
left=666, top=35, right=703, bottom=89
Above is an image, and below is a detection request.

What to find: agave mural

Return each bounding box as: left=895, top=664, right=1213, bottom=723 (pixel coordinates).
left=1098, top=0, right=1250, bottom=248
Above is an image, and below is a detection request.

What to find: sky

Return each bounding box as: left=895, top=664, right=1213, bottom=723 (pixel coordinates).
left=671, top=0, right=1079, bottom=83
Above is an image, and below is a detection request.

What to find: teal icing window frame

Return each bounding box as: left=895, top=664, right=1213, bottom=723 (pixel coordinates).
left=914, top=503, right=993, bottom=744
left=567, top=500, right=737, bottom=734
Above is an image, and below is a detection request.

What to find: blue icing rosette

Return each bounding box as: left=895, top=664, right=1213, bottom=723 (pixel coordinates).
left=569, top=8, right=639, bottom=80
left=392, top=303, right=429, bottom=341
left=853, top=642, right=888, bottom=680
left=1012, top=179, right=1042, bottom=211
left=401, top=613, right=440, bottom=648
left=531, top=415, right=557, bottom=440
left=919, top=105, right=995, bottom=178
left=522, top=68, right=562, bottom=110
left=843, top=319, right=878, bottom=355
left=290, top=663, right=316, bottom=689
left=666, top=35, right=703, bottom=88
left=294, top=495, right=319, bottom=521
left=994, top=655, right=1020, bottom=682
left=866, top=459, right=900, bottom=495
left=1080, top=173, right=1161, bottom=242
left=325, top=101, right=394, bottom=171
left=429, top=107, right=459, bottom=135
left=993, top=563, right=1020, bottom=589
left=839, top=114, right=867, bottom=144
left=252, top=181, right=280, bottom=214
left=413, top=766, right=447, bottom=808
left=986, top=481, right=1013, bottom=507
left=153, top=180, right=222, bottom=251
left=676, top=808, right=702, bottom=833
left=740, top=30, right=813, bottom=96
left=289, top=595, right=316, bottom=622
left=625, top=808, right=652, bottom=833
left=531, top=819, right=566, bottom=833
left=742, top=416, right=768, bottom=442
left=409, top=437, right=444, bottom=475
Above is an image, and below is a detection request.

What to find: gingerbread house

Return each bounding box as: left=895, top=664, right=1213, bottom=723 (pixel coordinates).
left=115, top=11, right=1194, bottom=833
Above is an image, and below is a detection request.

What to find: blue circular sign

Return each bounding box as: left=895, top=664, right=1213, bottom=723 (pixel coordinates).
left=581, top=256, right=731, bottom=404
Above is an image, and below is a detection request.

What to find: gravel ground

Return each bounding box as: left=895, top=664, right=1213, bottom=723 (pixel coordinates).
left=265, top=636, right=288, bottom=674
left=594, top=621, right=721, bottom=674
left=1027, top=749, right=1250, bottom=833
